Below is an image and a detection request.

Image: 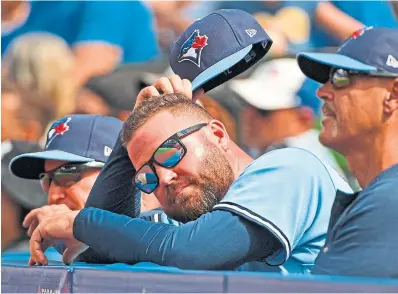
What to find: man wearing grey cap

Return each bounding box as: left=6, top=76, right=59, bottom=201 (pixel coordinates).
left=297, top=27, right=398, bottom=278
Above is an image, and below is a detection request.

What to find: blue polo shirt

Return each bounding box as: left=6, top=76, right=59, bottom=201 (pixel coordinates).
left=1, top=1, right=158, bottom=63
left=312, top=164, right=398, bottom=278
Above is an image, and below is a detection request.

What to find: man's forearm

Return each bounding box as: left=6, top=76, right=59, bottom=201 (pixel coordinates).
left=315, top=2, right=364, bottom=42
left=73, top=208, right=278, bottom=270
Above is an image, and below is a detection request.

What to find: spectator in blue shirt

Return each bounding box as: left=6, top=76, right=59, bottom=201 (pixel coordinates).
left=297, top=27, right=398, bottom=278
left=216, top=1, right=397, bottom=53
left=27, top=76, right=351, bottom=274
left=311, top=1, right=397, bottom=49
left=1, top=1, right=159, bottom=86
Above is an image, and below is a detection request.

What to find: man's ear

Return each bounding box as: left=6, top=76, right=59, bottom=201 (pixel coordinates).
left=207, top=119, right=230, bottom=151
left=384, top=78, right=398, bottom=114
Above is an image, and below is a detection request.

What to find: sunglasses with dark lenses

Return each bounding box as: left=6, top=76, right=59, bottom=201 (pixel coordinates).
left=39, top=161, right=105, bottom=192
left=134, top=123, right=207, bottom=194
left=330, top=68, right=398, bottom=89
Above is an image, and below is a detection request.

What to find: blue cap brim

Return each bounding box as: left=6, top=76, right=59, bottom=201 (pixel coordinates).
left=297, top=52, right=377, bottom=84
left=192, top=45, right=253, bottom=91
left=10, top=150, right=94, bottom=180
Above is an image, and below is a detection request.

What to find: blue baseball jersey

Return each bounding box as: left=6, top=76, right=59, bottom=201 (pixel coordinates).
left=1, top=1, right=158, bottom=63
left=75, top=147, right=352, bottom=273
left=212, top=148, right=352, bottom=273
left=312, top=164, right=398, bottom=278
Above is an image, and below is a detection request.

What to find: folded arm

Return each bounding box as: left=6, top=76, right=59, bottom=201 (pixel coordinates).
left=74, top=208, right=280, bottom=270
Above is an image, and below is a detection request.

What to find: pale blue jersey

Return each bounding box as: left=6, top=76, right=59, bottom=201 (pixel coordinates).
left=212, top=148, right=352, bottom=273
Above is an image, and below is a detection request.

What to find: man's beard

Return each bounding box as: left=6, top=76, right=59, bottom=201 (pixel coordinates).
left=165, top=146, right=235, bottom=223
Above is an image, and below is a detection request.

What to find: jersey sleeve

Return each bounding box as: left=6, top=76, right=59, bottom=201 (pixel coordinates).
left=73, top=208, right=279, bottom=270
left=213, top=148, right=335, bottom=266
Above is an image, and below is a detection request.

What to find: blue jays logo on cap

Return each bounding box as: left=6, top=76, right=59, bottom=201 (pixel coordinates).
left=177, top=29, right=208, bottom=67
left=338, top=26, right=374, bottom=52
left=350, top=26, right=374, bottom=39
left=45, top=117, right=71, bottom=148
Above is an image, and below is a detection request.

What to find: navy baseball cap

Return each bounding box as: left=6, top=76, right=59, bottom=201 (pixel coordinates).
left=170, top=9, right=273, bottom=93
left=10, top=114, right=123, bottom=180
left=297, top=27, right=398, bottom=84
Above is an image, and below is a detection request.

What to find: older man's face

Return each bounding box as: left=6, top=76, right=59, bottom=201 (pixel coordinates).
left=127, top=111, right=235, bottom=223
left=316, top=76, right=391, bottom=153
left=44, top=160, right=101, bottom=210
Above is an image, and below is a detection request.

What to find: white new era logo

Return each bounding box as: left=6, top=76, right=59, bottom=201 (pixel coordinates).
left=245, top=29, right=257, bottom=38
left=386, top=55, right=398, bottom=68
left=104, top=146, right=112, bottom=156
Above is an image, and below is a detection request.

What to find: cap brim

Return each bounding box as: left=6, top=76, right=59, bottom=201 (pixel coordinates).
left=297, top=52, right=378, bottom=84
left=192, top=45, right=253, bottom=91
left=10, top=150, right=94, bottom=180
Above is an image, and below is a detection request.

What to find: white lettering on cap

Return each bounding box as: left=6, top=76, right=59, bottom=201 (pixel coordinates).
left=104, top=146, right=112, bottom=156
left=245, top=29, right=257, bottom=38
left=386, top=55, right=398, bottom=68
left=224, top=68, right=233, bottom=76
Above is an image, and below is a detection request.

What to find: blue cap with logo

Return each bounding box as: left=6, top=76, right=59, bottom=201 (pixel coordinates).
left=170, top=9, right=273, bottom=93
left=10, top=114, right=123, bottom=180
left=297, top=27, right=398, bottom=84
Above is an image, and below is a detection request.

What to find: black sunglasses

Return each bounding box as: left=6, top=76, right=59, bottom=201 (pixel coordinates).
left=134, top=123, right=207, bottom=194
left=39, top=161, right=105, bottom=193
left=330, top=68, right=398, bottom=89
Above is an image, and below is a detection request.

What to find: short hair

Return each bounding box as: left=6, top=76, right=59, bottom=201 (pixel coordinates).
left=198, top=95, right=237, bottom=143
left=121, top=93, right=213, bottom=145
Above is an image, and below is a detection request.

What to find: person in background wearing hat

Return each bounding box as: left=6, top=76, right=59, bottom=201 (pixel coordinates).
left=297, top=27, right=398, bottom=278
left=2, top=141, right=46, bottom=252
left=229, top=57, right=344, bottom=177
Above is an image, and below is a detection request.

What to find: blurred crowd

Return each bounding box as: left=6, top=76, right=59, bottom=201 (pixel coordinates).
left=1, top=0, right=397, bottom=253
